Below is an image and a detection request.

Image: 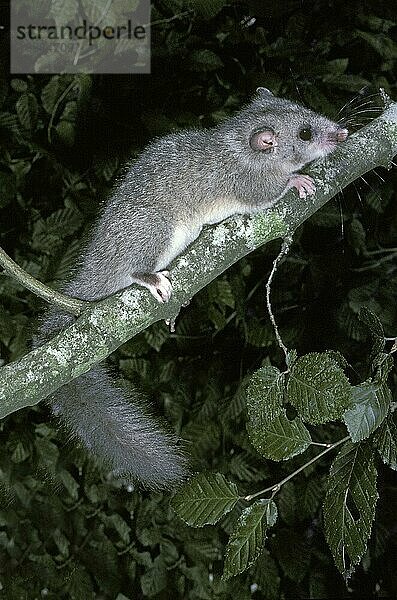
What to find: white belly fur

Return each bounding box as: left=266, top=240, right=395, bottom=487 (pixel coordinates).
left=155, top=197, right=244, bottom=271
left=155, top=223, right=201, bottom=271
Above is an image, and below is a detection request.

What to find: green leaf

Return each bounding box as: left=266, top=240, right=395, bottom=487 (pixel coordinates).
left=16, top=93, right=38, bottom=132
left=41, top=76, right=73, bottom=114
left=246, top=366, right=284, bottom=426
left=324, top=57, right=349, bottom=74
left=0, top=172, right=17, bottom=207
left=356, top=31, right=397, bottom=59
left=10, top=441, right=30, bottom=463
left=301, top=477, right=323, bottom=518
left=49, top=0, right=79, bottom=28
left=323, top=350, right=349, bottom=370
left=373, top=415, right=397, bottom=470
left=11, top=79, right=28, bottom=93
left=287, top=352, right=352, bottom=424
left=254, top=550, right=280, bottom=599
left=189, top=49, right=224, bottom=71
left=212, top=279, right=235, bottom=308
left=140, top=558, right=167, bottom=597
left=247, top=409, right=311, bottom=461
left=343, top=381, right=391, bottom=442
left=365, top=188, right=389, bottom=214
left=273, top=529, right=310, bottom=583
left=246, top=322, right=273, bottom=347
left=277, top=481, right=296, bottom=525
left=372, top=353, right=394, bottom=384
left=56, top=119, right=76, bottom=146
left=358, top=306, right=385, bottom=339
left=171, top=473, right=239, bottom=527
left=59, top=470, right=79, bottom=500
left=190, top=0, right=226, bottom=18
left=222, top=500, right=277, bottom=580
left=228, top=452, right=264, bottom=482
left=324, top=442, right=378, bottom=579
left=348, top=218, right=366, bottom=253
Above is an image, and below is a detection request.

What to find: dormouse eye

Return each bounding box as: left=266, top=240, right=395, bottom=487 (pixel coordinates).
left=299, top=127, right=312, bottom=141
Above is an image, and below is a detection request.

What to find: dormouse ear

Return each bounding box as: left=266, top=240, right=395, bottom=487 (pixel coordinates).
left=256, top=87, right=274, bottom=97
left=249, top=128, right=277, bottom=152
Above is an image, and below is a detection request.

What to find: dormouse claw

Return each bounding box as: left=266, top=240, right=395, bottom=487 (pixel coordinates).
left=287, top=174, right=316, bottom=199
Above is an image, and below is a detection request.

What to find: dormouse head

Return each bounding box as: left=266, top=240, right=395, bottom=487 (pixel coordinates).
left=220, top=88, right=348, bottom=172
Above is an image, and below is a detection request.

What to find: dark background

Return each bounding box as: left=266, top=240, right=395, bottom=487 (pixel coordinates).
left=0, top=0, right=396, bottom=598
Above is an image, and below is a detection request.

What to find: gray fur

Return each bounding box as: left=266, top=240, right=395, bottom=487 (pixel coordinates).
left=37, top=91, right=347, bottom=490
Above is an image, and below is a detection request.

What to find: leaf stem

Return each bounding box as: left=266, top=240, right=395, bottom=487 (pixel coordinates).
left=0, top=246, right=87, bottom=316
left=243, top=435, right=350, bottom=502
left=266, top=235, right=293, bottom=363
left=47, top=80, right=75, bottom=144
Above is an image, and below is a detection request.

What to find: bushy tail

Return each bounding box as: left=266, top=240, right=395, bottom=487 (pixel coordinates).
left=36, top=309, right=188, bottom=490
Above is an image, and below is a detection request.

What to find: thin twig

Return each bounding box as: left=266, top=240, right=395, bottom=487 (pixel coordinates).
left=243, top=435, right=350, bottom=502
left=0, top=247, right=87, bottom=316
left=266, top=236, right=293, bottom=363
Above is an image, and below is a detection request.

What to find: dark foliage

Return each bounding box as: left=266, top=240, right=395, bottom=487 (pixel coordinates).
left=0, top=0, right=396, bottom=598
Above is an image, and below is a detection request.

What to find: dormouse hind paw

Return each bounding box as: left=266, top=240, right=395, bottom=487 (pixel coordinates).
left=154, top=271, right=172, bottom=303
left=130, top=271, right=172, bottom=303
left=287, top=174, right=316, bottom=199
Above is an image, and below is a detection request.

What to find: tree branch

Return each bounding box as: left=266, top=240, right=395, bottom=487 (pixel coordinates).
left=0, top=103, right=396, bottom=418
left=0, top=247, right=87, bottom=316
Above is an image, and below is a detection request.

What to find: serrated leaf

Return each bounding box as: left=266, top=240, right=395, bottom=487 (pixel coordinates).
left=189, top=49, right=224, bottom=71
left=222, top=500, right=277, bottom=580
left=358, top=306, right=385, bottom=339
left=287, top=353, right=352, bottom=424
left=373, top=415, right=397, bottom=470
left=246, top=322, right=273, bottom=347
left=53, top=238, right=81, bottom=281
left=356, top=31, right=397, bottom=59
left=278, top=481, right=296, bottom=525
left=103, top=514, right=131, bottom=544
left=324, top=442, right=378, bottom=579
left=11, top=441, right=30, bottom=463
left=228, top=453, right=264, bottom=482
left=246, top=366, right=284, bottom=426
left=372, top=353, right=394, bottom=384
left=213, top=279, right=235, bottom=308
left=49, top=0, right=79, bottom=28
left=41, top=76, right=73, bottom=114
left=0, top=172, right=17, bottom=207
left=343, top=381, right=391, bottom=442
left=144, top=323, right=168, bottom=352
left=45, top=207, right=83, bottom=237
left=301, top=478, right=323, bottom=518
left=16, top=93, right=38, bottom=132
left=247, top=409, right=311, bottom=461
left=0, top=111, right=19, bottom=132
left=323, top=350, right=349, bottom=369
left=254, top=550, right=280, bottom=599
left=171, top=473, right=239, bottom=527
left=190, top=0, right=226, bottom=18
left=59, top=470, right=79, bottom=500
left=53, top=528, right=70, bottom=557
left=274, top=529, right=310, bottom=583
left=140, top=560, right=167, bottom=597
left=11, top=79, right=28, bottom=93
left=348, top=218, right=366, bottom=253
left=56, top=120, right=75, bottom=146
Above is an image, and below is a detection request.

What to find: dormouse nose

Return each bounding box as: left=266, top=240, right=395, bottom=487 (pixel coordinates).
left=336, top=128, right=348, bottom=142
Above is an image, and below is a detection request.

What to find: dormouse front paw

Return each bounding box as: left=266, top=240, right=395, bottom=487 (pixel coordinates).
left=287, top=174, right=316, bottom=199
